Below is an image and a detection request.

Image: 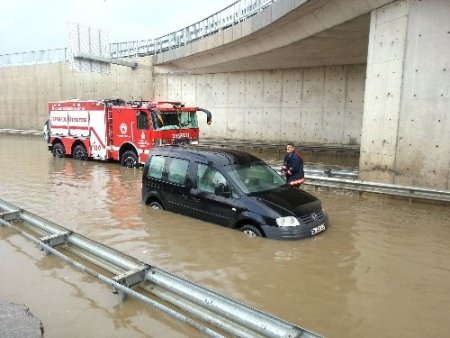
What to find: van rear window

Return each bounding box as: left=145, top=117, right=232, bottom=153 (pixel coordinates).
left=147, top=156, right=189, bottom=186
left=148, top=156, right=165, bottom=179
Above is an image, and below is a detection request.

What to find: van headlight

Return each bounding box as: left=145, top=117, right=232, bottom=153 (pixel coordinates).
left=276, top=216, right=300, bottom=227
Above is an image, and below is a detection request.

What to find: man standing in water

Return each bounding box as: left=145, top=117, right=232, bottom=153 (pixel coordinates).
left=281, top=143, right=305, bottom=187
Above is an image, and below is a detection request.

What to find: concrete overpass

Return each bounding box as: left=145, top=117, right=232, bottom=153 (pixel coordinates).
left=0, top=0, right=448, bottom=190
left=152, top=0, right=373, bottom=73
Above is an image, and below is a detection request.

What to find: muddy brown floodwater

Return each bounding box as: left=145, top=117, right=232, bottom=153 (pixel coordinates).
left=1, top=134, right=449, bottom=338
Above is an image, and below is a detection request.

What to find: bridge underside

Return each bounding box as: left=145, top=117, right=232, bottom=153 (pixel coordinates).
left=154, top=14, right=370, bottom=74
left=153, top=4, right=372, bottom=74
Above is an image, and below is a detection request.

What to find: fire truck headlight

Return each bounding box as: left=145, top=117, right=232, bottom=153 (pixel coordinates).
left=154, top=139, right=167, bottom=146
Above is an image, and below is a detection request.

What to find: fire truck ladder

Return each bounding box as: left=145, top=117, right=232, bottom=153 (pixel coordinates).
left=106, top=106, right=114, bottom=149
left=0, top=198, right=321, bottom=338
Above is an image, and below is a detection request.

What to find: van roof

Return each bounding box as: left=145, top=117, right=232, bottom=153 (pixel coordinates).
left=149, top=145, right=262, bottom=167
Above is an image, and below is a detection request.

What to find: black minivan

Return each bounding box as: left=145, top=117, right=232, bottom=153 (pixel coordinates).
left=142, top=146, right=328, bottom=240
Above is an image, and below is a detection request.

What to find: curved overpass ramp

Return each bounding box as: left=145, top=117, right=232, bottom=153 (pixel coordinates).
left=153, top=0, right=389, bottom=73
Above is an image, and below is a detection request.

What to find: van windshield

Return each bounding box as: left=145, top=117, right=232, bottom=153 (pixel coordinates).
left=224, top=162, right=286, bottom=194
left=152, top=111, right=198, bottom=130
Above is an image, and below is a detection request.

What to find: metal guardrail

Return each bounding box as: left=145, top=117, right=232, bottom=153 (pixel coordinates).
left=1, top=0, right=277, bottom=66
left=303, top=176, right=450, bottom=203
left=0, top=48, right=68, bottom=67
left=110, top=0, right=277, bottom=58
left=0, top=129, right=43, bottom=136
left=269, top=165, right=450, bottom=203
left=0, top=198, right=321, bottom=338
left=201, top=139, right=360, bottom=153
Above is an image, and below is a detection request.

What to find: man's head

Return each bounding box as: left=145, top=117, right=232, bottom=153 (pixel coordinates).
left=286, top=142, right=295, bottom=153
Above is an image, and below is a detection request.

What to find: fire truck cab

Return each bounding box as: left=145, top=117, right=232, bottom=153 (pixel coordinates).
left=44, top=98, right=212, bottom=167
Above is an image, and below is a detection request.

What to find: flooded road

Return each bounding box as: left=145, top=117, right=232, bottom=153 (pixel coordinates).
left=1, top=134, right=449, bottom=338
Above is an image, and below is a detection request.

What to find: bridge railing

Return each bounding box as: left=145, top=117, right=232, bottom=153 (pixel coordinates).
left=1, top=0, right=276, bottom=66
left=0, top=48, right=68, bottom=67
left=110, top=0, right=276, bottom=58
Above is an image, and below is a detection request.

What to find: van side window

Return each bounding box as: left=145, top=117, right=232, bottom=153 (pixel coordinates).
left=168, top=158, right=189, bottom=185
left=147, top=156, right=165, bottom=179
left=197, top=164, right=227, bottom=193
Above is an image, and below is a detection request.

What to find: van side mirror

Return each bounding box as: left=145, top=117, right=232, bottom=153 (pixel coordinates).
left=214, top=183, right=231, bottom=198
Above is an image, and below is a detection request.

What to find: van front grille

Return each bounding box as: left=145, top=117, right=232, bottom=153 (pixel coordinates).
left=299, top=209, right=325, bottom=225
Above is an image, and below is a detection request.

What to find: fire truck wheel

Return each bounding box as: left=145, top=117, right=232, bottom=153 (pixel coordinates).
left=73, top=144, right=88, bottom=161
left=52, top=143, right=66, bottom=158
left=149, top=201, right=163, bottom=210
left=120, top=151, right=138, bottom=168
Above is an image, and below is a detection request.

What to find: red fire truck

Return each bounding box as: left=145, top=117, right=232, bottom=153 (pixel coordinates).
left=43, top=98, right=212, bottom=167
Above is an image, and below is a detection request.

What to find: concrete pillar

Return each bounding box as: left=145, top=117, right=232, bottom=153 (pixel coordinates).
left=360, top=0, right=450, bottom=190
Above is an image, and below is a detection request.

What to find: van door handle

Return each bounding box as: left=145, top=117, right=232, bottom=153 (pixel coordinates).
left=189, top=189, right=201, bottom=202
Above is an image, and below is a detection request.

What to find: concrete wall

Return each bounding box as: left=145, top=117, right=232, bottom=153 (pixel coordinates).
left=153, top=64, right=366, bottom=145
left=0, top=58, right=153, bottom=130
left=360, top=0, right=450, bottom=189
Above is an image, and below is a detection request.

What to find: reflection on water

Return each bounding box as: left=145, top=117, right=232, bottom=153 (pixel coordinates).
left=1, top=135, right=450, bottom=338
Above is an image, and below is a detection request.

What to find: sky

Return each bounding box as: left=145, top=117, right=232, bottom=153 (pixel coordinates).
left=0, top=0, right=236, bottom=54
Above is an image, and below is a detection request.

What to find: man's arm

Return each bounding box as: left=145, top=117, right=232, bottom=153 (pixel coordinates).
left=287, top=155, right=300, bottom=175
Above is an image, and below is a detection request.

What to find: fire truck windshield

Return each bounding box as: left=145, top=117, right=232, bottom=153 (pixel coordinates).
left=152, top=111, right=198, bottom=130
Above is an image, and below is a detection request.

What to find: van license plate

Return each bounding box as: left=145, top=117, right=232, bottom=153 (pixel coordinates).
left=311, top=224, right=325, bottom=236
